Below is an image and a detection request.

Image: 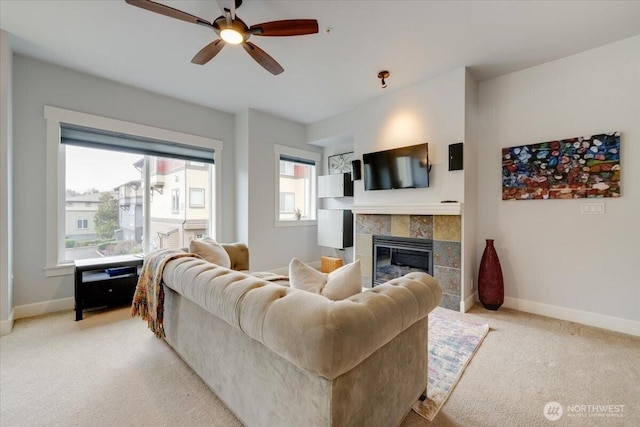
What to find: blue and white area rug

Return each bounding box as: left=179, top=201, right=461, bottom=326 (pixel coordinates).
left=412, top=307, right=490, bottom=421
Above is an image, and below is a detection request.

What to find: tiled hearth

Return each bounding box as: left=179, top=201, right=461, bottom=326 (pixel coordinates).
left=355, top=214, right=461, bottom=311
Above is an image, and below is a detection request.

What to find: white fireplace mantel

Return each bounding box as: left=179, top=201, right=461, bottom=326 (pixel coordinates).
left=350, top=203, right=462, bottom=216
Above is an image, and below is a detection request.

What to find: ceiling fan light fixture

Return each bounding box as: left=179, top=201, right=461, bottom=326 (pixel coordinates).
left=125, top=0, right=319, bottom=75
left=220, top=28, right=244, bottom=44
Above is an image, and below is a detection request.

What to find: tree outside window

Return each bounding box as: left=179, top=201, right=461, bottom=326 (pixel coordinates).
left=94, top=192, right=119, bottom=239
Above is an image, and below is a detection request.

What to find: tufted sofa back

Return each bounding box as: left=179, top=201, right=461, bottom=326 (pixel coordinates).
left=162, top=256, right=442, bottom=380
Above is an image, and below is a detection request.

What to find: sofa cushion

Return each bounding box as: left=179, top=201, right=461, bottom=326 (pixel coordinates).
left=189, top=237, right=231, bottom=268
left=289, top=258, right=361, bottom=301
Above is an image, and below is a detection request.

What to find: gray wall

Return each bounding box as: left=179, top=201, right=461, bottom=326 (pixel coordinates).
left=1, top=30, right=13, bottom=332
left=477, top=35, right=640, bottom=327
left=244, top=109, right=323, bottom=271
left=11, top=55, right=235, bottom=307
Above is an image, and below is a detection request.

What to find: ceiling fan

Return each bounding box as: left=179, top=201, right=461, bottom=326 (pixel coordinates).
left=125, top=0, right=319, bottom=75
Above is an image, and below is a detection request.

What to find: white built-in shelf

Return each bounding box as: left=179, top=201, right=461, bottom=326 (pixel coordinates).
left=318, top=173, right=353, bottom=198
left=350, top=203, right=462, bottom=216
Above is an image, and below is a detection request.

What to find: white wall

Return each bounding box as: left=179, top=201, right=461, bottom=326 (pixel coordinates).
left=244, top=109, right=323, bottom=271
left=307, top=67, right=471, bottom=309
left=11, top=55, right=236, bottom=309
left=306, top=110, right=354, bottom=148
left=0, top=30, right=14, bottom=334
left=235, top=110, right=249, bottom=244
left=352, top=68, right=467, bottom=205
left=477, top=35, right=640, bottom=332
left=462, top=69, right=479, bottom=306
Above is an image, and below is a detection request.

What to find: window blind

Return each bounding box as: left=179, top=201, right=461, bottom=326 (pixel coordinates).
left=60, top=124, right=215, bottom=164
left=280, top=154, right=316, bottom=166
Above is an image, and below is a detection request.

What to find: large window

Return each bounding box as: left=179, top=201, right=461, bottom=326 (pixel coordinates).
left=45, top=106, right=223, bottom=273
left=64, top=145, right=213, bottom=262
left=274, top=145, right=320, bottom=224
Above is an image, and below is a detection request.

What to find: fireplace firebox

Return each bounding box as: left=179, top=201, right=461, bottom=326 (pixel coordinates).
left=373, top=235, right=433, bottom=286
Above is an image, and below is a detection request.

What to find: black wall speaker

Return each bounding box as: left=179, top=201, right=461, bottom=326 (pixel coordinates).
left=351, top=160, right=362, bottom=180
left=449, top=142, right=464, bottom=171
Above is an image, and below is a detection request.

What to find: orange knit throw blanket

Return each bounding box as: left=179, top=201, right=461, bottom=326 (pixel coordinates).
left=131, top=249, right=197, bottom=338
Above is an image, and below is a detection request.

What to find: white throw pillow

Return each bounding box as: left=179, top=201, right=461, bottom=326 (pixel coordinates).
left=289, top=258, right=361, bottom=301
left=189, top=237, right=231, bottom=268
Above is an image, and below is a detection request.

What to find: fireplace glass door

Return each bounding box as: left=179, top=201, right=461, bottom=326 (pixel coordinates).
left=373, top=236, right=433, bottom=286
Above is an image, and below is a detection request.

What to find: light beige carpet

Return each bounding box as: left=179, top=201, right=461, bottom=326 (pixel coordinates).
left=1, top=305, right=639, bottom=426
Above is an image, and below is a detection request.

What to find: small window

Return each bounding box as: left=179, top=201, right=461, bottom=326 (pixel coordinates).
left=171, top=189, right=180, bottom=214
left=76, top=219, right=88, bottom=229
left=274, top=145, right=319, bottom=224
left=189, top=188, right=205, bottom=208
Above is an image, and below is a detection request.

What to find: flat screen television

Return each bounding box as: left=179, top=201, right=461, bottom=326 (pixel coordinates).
left=363, top=143, right=430, bottom=191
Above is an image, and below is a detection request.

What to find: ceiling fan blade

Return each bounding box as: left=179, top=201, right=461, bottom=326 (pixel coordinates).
left=242, top=42, right=284, bottom=75
left=125, top=0, right=211, bottom=26
left=249, top=19, right=319, bottom=37
left=191, top=39, right=226, bottom=65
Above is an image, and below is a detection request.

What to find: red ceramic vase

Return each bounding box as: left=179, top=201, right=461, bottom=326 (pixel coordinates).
left=478, top=239, right=504, bottom=310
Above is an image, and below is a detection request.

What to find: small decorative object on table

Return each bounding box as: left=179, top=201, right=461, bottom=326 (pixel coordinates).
left=478, top=239, right=504, bottom=310
left=328, top=152, right=353, bottom=174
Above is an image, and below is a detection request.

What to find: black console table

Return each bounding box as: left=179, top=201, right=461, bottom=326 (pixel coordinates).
left=74, top=255, right=143, bottom=321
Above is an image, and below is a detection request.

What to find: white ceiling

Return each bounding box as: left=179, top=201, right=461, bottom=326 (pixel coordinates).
left=2, top=1, right=640, bottom=124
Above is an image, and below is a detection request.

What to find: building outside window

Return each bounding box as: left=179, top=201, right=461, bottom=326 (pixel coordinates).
left=279, top=192, right=295, bottom=214
left=61, top=127, right=215, bottom=262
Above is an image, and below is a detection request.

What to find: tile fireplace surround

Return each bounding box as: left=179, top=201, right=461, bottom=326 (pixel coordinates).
left=354, top=209, right=462, bottom=311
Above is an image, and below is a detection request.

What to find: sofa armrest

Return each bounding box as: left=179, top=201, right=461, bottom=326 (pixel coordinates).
left=221, top=242, right=249, bottom=271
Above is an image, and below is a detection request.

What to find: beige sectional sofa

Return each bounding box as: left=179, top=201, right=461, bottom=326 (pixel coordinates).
left=160, top=243, right=442, bottom=426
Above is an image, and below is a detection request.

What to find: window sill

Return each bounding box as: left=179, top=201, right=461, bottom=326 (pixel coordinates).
left=275, top=219, right=317, bottom=228
left=44, top=264, right=75, bottom=277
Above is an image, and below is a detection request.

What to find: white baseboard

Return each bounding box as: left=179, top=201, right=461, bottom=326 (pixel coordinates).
left=503, top=296, right=640, bottom=337
left=13, top=297, right=74, bottom=320
left=0, top=308, right=14, bottom=336
left=460, top=292, right=478, bottom=313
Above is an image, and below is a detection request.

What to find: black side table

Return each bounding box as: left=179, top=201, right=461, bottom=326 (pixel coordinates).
left=74, top=255, right=143, bottom=320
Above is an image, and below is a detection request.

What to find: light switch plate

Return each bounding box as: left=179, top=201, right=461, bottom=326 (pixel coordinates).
left=581, top=202, right=605, bottom=215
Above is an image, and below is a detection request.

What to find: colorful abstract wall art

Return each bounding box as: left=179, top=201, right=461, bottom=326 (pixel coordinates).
left=502, top=132, right=620, bottom=200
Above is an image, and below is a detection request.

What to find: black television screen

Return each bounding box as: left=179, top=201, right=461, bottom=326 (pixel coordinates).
left=363, top=143, right=429, bottom=191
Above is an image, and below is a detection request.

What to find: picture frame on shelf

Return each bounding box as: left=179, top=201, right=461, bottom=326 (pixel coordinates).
left=328, top=152, right=354, bottom=174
